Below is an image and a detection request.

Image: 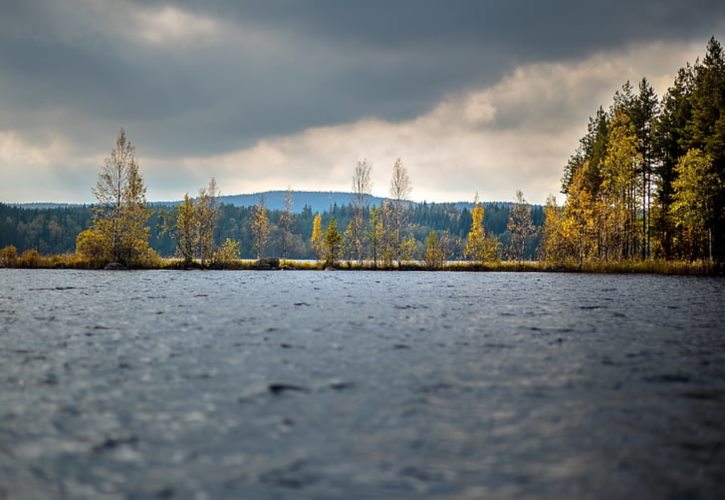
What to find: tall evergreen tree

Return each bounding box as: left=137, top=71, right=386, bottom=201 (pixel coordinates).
left=631, top=78, right=659, bottom=257
left=686, top=37, right=725, bottom=260
left=653, top=65, right=694, bottom=258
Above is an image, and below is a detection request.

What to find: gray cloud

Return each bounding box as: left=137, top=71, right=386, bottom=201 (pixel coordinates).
left=0, top=0, right=724, bottom=202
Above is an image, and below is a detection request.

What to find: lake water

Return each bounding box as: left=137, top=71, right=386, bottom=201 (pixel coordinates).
left=1, top=269, right=724, bottom=499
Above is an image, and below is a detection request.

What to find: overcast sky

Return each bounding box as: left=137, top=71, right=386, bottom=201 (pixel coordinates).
left=1, top=0, right=724, bottom=204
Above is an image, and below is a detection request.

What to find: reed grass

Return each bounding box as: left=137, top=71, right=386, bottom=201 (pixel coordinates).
left=0, top=245, right=720, bottom=275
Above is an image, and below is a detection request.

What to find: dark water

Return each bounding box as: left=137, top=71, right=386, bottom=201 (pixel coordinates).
left=0, top=269, right=724, bottom=499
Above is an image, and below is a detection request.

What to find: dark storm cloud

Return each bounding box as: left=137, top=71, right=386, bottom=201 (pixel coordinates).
left=167, top=0, right=724, bottom=54
left=2, top=0, right=723, bottom=157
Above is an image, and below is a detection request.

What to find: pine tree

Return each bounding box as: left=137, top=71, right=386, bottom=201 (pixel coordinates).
left=631, top=78, right=659, bottom=257
left=562, top=107, right=609, bottom=195
left=324, top=218, right=343, bottom=266
left=653, top=65, right=694, bottom=258
left=686, top=37, right=725, bottom=260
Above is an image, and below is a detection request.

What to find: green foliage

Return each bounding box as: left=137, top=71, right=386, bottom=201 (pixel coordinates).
left=310, top=213, right=324, bottom=261
left=550, top=37, right=725, bottom=263
left=213, top=238, right=241, bottom=267
left=671, top=149, right=720, bottom=260
left=506, top=190, right=536, bottom=261
left=323, top=218, right=343, bottom=266
left=91, top=130, right=150, bottom=267
left=424, top=231, right=444, bottom=269
left=75, top=228, right=111, bottom=267
left=251, top=197, right=270, bottom=259
left=464, top=203, right=499, bottom=263
left=400, top=236, right=418, bottom=262
left=176, top=193, right=196, bottom=265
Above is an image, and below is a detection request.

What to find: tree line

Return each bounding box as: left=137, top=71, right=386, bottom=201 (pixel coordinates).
left=68, top=130, right=541, bottom=267
left=541, top=37, right=725, bottom=264
left=0, top=146, right=543, bottom=266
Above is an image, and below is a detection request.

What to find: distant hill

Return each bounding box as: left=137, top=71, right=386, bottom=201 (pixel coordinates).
left=13, top=202, right=82, bottom=210
left=151, top=191, right=513, bottom=213
left=216, top=191, right=388, bottom=213
left=16, top=191, right=518, bottom=213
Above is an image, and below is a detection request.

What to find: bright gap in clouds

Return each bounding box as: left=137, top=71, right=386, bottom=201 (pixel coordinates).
left=169, top=40, right=702, bottom=205
left=0, top=40, right=704, bottom=204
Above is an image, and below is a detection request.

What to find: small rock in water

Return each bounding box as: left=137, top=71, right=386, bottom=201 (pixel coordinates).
left=268, top=383, right=308, bottom=395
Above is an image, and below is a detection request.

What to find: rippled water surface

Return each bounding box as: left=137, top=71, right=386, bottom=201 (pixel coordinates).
left=1, top=269, right=724, bottom=499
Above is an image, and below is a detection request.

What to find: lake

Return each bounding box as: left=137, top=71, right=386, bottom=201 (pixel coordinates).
left=1, top=269, right=724, bottom=499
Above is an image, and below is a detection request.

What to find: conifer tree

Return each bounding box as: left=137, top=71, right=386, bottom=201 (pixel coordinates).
left=685, top=37, right=725, bottom=260
left=653, top=65, right=694, bottom=258
left=324, top=218, right=343, bottom=266
left=634, top=78, right=659, bottom=257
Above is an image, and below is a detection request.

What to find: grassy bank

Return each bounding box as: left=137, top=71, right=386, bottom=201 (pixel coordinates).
left=0, top=250, right=720, bottom=275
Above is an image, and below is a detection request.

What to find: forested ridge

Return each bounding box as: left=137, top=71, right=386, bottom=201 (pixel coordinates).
left=0, top=200, right=543, bottom=260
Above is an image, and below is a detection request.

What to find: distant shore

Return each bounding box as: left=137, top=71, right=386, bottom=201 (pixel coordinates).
left=0, top=254, right=720, bottom=276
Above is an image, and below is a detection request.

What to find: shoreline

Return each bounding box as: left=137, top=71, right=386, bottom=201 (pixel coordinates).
left=0, top=257, right=721, bottom=276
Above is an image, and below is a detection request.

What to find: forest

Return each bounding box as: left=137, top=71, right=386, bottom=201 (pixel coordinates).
left=0, top=198, right=543, bottom=261
left=540, top=37, right=725, bottom=265
left=1, top=38, right=723, bottom=271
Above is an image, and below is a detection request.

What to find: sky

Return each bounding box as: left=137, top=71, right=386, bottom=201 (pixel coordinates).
left=1, top=1, right=724, bottom=204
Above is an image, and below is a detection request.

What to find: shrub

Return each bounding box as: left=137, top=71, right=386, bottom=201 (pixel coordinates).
left=213, top=238, right=240, bottom=268
left=0, top=245, right=17, bottom=267
left=76, top=229, right=111, bottom=267
left=18, top=249, right=41, bottom=268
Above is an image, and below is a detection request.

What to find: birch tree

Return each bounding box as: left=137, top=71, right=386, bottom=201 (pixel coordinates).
left=350, top=160, right=372, bottom=263
left=196, top=178, right=220, bottom=266
left=279, top=187, right=294, bottom=262
left=91, top=129, right=150, bottom=266
left=506, top=190, right=536, bottom=261
left=251, top=195, right=270, bottom=259
left=389, top=158, right=412, bottom=264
